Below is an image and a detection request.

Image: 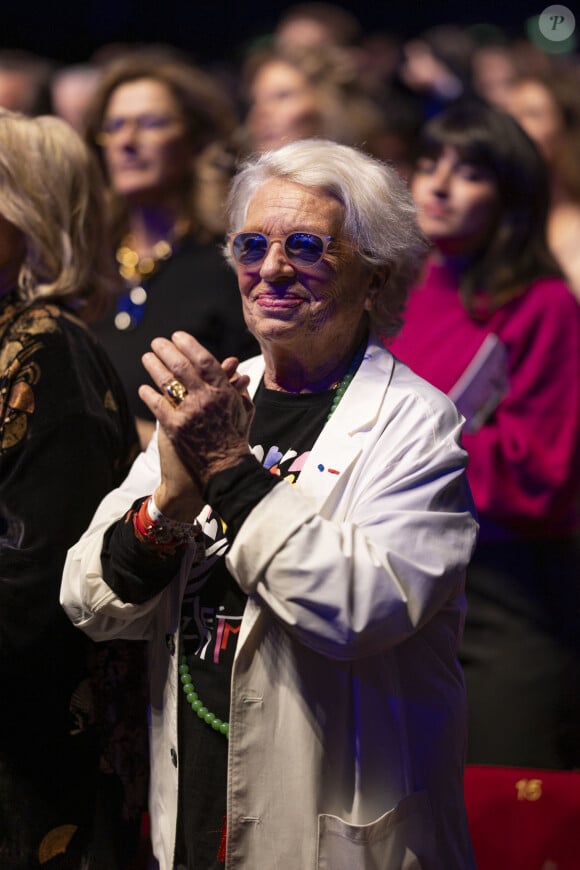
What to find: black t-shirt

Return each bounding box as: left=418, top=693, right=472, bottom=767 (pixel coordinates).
left=174, top=384, right=335, bottom=868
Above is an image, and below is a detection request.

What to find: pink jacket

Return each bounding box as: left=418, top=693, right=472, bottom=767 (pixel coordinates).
left=388, top=261, right=580, bottom=540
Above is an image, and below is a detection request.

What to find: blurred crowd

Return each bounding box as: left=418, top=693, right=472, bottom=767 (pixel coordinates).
left=2, top=4, right=580, bottom=301
left=2, top=4, right=580, bottom=297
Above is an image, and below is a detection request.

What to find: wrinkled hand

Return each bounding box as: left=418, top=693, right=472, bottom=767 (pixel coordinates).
left=139, top=332, right=254, bottom=519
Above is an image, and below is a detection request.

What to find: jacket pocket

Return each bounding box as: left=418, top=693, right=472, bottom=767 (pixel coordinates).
left=316, top=790, right=434, bottom=870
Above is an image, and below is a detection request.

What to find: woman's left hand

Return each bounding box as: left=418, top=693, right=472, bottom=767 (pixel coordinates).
left=139, top=331, right=254, bottom=496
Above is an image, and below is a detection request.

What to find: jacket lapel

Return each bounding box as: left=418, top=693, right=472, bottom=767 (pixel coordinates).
left=242, top=336, right=395, bottom=513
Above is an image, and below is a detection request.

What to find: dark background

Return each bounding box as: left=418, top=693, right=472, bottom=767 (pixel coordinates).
left=2, top=0, right=553, bottom=66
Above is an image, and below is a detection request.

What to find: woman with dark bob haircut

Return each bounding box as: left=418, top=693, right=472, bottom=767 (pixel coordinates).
left=415, top=100, right=560, bottom=312
left=389, top=101, right=580, bottom=770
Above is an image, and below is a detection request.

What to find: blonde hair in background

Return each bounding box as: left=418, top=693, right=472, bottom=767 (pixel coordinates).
left=0, top=109, right=115, bottom=319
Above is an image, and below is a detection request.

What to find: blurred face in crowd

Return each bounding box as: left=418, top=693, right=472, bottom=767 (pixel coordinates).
left=505, top=79, right=564, bottom=165
left=51, top=68, right=101, bottom=132
left=276, top=19, right=334, bottom=50
left=99, top=77, right=193, bottom=202
left=247, top=61, right=321, bottom=153
left=411, top=145, right=499, bottom=257
left=471, top=46, right=516, bottom=111
left=0, top=212, right=26, bottom=294
left=0, top=70, right=37, bottom=113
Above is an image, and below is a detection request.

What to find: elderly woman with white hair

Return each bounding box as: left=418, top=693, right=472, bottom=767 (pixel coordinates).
left=62, top=138, right=478, bottom=870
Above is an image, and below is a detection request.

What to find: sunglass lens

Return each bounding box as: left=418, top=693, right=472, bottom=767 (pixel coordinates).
left=233, top=233, right=268, bottom=264
left=286, top=233, right=323, bottom=265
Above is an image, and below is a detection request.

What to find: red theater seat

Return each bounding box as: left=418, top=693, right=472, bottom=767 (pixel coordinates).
left=464, top=765, right=580, bottom=869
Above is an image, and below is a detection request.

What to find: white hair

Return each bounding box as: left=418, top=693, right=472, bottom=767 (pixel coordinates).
left=225, top=138, right=428, bottom=336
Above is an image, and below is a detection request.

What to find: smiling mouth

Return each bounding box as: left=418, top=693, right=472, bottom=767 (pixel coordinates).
left=256, top=293, right=305, bottom=309
left=422, top=203, right=451, bottom=219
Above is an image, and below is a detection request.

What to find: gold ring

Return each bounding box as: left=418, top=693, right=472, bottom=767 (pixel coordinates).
left=165, top=378, right=188, bottom=405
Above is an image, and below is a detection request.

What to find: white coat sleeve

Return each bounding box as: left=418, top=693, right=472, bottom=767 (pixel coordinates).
left=60, top=429, right=183, bottom=641
left=226, top=388, right=478, bottom=660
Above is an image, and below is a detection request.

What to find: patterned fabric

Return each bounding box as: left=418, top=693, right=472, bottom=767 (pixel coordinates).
left=0, top=298, right=62, bottom=450
left=0, top=290, right=148, bottom=869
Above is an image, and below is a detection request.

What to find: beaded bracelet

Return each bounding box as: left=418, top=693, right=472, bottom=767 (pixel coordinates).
left=134, top=496, right=202, bottom=549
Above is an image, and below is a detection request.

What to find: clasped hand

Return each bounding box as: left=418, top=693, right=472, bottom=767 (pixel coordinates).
left=139, top=331, right=254, bottom=521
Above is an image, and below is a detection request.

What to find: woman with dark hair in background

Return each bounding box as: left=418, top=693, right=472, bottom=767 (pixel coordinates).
left=0, top=109, right=146, bottom=869
left=388, top=102, right=580, bottom=770
left=85, top=53, right=257, bottom=448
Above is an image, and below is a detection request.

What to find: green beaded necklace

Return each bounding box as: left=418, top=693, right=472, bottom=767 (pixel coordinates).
left=179, top=340, right=367, bottom=739
left=179, top=655, right=230, bottom=738
left=326, top=344, right=365, bottom=419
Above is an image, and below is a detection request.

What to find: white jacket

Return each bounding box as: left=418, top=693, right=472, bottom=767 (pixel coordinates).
left=61, top=336, right=478, bottom=869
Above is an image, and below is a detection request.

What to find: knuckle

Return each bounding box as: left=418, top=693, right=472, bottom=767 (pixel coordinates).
left=171, top=359, right=190, bottom=380
left=197, top=352, right=215, bottom=375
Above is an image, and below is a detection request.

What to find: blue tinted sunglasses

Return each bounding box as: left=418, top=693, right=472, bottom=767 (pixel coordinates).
left=230, top=232, right=334, bottom=267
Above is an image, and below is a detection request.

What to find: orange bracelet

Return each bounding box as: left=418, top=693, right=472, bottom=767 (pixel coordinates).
left=133, top=497, right=202, bottom=550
